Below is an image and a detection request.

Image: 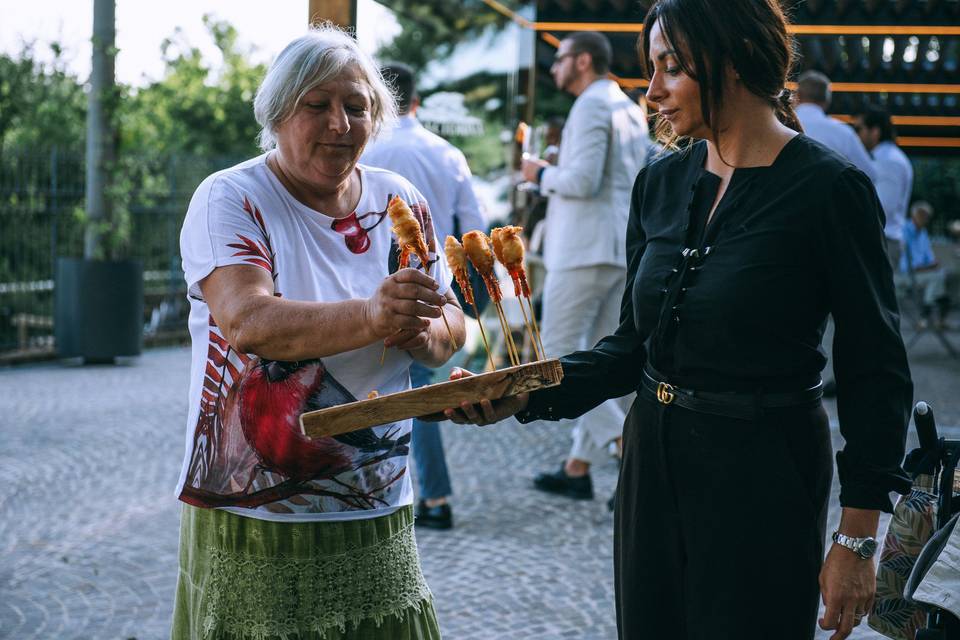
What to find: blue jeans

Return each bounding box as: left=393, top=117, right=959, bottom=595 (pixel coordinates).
left=410, top=363, right=453, bottom=500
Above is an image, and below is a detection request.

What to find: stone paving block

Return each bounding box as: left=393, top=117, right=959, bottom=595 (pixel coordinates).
left=1, top=344, right=958, bottom=639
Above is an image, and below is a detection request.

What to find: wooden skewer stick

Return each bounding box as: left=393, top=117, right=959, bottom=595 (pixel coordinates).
left=415, top=262, right=456, bottom=347
left=499, top=301, right=521, bottom=366
left=504, top=310, right=522, bottom=365
left=491, top=301, right=514, bottom=366
left=503, top=311, right=523, bottom=365
left=524, top=295, right=546, bottom=359
left=438, top=305, right=456, bottom=344
left=517, top=297, right=545, bottom=360
left=495, top=300, right=522, bottom=366
left=491, top=300, right=515, bottom=366
left=380, top=343, right=387, bottom=365
left=503, top=309, right=521, bottom=366
left=516, top=297, right=543, bottom=361
left=471, top=300, right=496, bottom=372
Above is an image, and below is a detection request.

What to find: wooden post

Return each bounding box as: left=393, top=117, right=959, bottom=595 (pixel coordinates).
left=309, top=0, right=357, bottom=28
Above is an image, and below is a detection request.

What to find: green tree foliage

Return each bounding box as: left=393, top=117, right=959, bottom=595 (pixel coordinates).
left=1, top=16, right=265, bottom=269
left=120, top=16, right=265, bottom=158
left=0, top=43, right=87, bottom=151
left=375, top=0, right=510, bottom=71
left=0, top=16, right=265, bottom=158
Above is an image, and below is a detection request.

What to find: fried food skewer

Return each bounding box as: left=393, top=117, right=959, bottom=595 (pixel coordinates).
left=445, top=236, right=495, bottom=372
left=383, top=196, right=456, bottom=363
left=462, top=230, right=519, bottom=366
left=491, top=226, right=546, bottom=360
left=388, top=195, right=431, bottom=269
left=491, top=226, right=542, bottom=361
left=462, top=230, right=521, bottom=367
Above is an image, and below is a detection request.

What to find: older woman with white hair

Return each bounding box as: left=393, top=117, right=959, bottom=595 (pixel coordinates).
left=171, top=24, right=464, bottom=639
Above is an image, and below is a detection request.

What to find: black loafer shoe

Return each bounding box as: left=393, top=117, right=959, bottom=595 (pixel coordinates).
left=533, top=466, right=594, bottom=500
left=415, top=500, right=453, bottom=530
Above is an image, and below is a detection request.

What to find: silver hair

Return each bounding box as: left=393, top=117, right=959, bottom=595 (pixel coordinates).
left=911, top=200, right=934, bottom=217
left=253, top=24, right=397, bottom=151
left=797, top=70, right=831, bottom=106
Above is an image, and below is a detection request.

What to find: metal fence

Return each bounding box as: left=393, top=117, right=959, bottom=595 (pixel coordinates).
left=0, top=148, right=243, bottom=359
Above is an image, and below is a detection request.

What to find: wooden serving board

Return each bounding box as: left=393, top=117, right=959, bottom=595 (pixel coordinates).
left=299, top=359, right=563, bottom=439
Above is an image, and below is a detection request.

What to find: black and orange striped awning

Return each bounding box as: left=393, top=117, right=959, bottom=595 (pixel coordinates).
left=480, top=0, right=960, bottom=149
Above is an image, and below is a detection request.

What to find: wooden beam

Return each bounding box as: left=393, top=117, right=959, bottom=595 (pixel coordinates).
left=616, top=78, right=960, bottom=94
left=895, top=137, right=960, bottom=148
left=482, top=0, right=533, bottom=28
left=833, top=115, right=960, bottom=127
left=791, top=82, right=960, bottom=94
left=309, top=0, right=356, bottom=29
left=531, top=22, right=960, bottom=36
left=789, top=25, right=960, bottom=36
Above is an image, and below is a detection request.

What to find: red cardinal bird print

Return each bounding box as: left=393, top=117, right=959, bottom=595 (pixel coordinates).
left=238, top=359, right=352, bottom=482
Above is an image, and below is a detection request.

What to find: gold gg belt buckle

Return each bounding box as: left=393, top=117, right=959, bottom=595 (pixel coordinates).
left=656, top=382, right=676, bottom=405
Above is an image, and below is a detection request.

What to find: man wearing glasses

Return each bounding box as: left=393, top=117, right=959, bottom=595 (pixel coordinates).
left=521, top=32, right=651, bottom=504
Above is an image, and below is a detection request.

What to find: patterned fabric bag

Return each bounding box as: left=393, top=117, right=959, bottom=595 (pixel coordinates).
left=869, top=472, right=938, bottom=640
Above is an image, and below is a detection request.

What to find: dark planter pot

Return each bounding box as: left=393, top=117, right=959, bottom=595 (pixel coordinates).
left=55, top=258, right=144, bottom=362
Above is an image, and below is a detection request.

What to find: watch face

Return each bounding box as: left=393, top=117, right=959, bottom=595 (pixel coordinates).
left=857, top=538, right=878, bottom=559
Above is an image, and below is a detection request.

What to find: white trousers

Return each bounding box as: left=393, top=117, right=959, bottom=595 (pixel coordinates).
left=540, top=264, right=634, bottom=465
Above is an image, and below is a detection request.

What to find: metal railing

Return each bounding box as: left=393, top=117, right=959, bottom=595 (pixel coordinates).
left=0, top=148, right=244, bottom=359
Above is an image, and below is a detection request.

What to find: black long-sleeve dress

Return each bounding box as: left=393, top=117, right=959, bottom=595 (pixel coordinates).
left=517, top=134, right=913, bottom=640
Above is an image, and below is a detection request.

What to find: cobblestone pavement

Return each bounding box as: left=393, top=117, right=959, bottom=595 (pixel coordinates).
left=1, top=335, right=958, bottom=640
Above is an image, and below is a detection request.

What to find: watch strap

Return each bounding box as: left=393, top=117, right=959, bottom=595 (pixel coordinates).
left=832, top=530, right=877, bottom=559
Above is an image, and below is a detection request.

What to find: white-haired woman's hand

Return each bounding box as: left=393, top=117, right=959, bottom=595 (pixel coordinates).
left=442, top=367, right=529, bottom=426
left=364, top=268, right=446, bottom=341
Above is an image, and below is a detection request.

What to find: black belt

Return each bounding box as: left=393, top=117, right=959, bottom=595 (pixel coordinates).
left=640, top=366, right=823, bottom=421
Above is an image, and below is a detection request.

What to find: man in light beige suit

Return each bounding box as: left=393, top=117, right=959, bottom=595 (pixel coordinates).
left=522, top=31, right=652, bottom=502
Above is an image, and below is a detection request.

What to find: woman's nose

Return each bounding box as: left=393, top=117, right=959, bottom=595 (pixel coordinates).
left=646, top=71, right=666, bottom=104
left=328, top=105, right=350, bottom=134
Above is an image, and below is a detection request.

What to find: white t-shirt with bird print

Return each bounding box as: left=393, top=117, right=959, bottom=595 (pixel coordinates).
left=177, top=154, right=451, bottom=522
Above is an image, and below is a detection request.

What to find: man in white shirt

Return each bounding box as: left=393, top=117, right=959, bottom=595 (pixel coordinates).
left=520, top=32, right=650, bottom=501
left=854, top=105, right=914, bottom=264
left=362, top=64, right=487, bottom=530
left=795, top=70, right=877, bottom=183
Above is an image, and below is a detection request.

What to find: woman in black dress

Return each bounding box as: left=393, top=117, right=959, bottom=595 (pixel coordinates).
left=445, top=0, right=912, bottom=638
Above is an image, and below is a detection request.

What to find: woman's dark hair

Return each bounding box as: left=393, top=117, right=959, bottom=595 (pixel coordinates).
left=857, top=104, right=895, bottom=143
left=639, top=0, right=802, bottom=151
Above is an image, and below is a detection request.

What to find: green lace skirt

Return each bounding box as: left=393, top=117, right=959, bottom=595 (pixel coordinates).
left=171, top=504, right=440, bottom=640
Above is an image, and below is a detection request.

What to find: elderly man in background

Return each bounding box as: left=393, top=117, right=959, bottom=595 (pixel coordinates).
left=900, top=201, right=951, bottom=328
left=796, top=70, right=878, bottom=398
left=855, top=105, right=914, bottom=266
left=520, top=31, right=650, bottom=502
left=795, top=70, right=876, bottom=183
left=363, top=62, right=487, bottom=531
